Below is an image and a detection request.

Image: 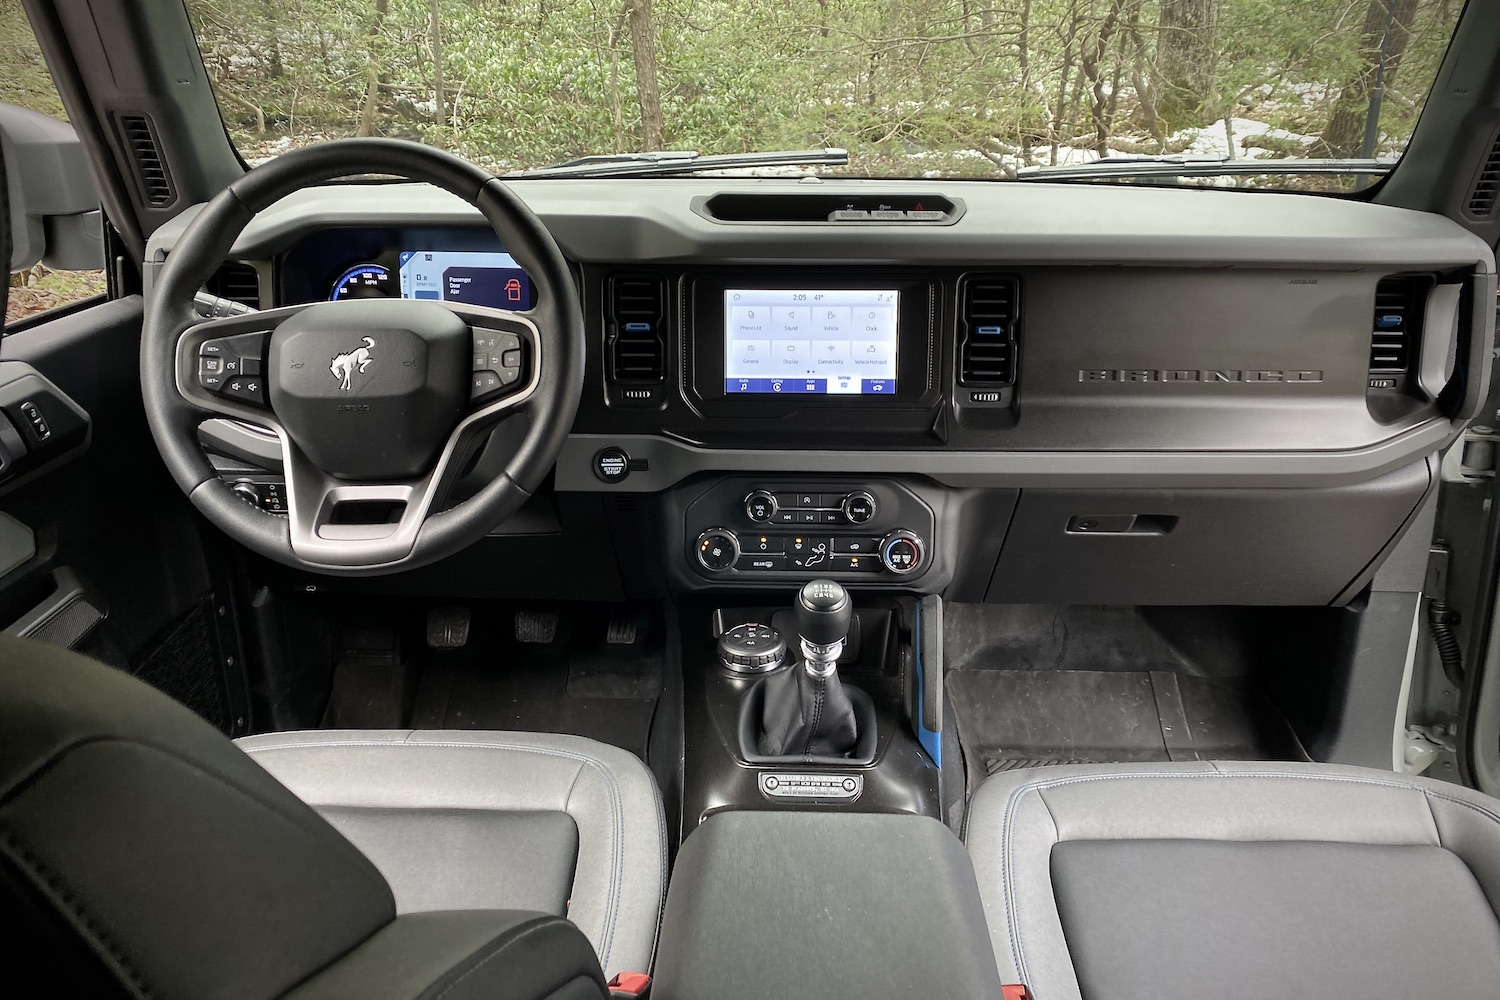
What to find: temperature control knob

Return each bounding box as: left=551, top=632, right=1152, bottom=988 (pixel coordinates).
left=880, top=530, right=924, bottom=574
left=744, top=490, right=778, bottom=523
left=842, top=490, right=877, bottom=524
left=696, top=528, right=740, bottom=571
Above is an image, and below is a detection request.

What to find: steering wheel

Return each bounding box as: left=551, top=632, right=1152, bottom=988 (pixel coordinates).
left=141, top=140, right=583, bottom=576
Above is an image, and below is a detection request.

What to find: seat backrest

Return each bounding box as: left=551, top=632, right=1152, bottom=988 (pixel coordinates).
left=0, top=634, right=398, bottom=1000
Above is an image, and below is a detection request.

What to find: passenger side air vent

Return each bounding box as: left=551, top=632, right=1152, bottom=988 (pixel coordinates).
left=119, top=115, right=175, bottom=207
left=1466, top=133, right=1500, bottom=219
left=1369, top=276, right=1429, bottom=380
left=958, top=275, right=1019, bottom=388
left=204, top=262, right=261, bottom=308
left=606, top=273, right=667, bottom=403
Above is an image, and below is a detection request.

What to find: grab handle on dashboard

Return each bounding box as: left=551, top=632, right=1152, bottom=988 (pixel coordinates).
left=1437, top=271, right=1496, bottom=422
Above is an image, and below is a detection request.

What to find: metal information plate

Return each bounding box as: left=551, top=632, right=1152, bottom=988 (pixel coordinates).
left=758, top=772, right=863, bottom=801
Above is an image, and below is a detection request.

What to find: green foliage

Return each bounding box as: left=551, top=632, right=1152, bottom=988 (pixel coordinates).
left=177, top=0, right=1462, bottom=177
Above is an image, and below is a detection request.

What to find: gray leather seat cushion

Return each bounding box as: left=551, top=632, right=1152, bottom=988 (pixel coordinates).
left=236, top=730, right=666, bottom=979
left=965, top=761, right=1500, bottom=1000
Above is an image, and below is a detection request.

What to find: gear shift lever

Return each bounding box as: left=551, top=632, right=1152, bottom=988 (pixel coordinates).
left=758, top=579, right=860, bottom=757
left=796, top=579, right=853, bottom=677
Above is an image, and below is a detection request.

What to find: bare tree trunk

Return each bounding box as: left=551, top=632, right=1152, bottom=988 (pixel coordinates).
left=1156, top=0, right=1220, bottom=129
left=626, top=0, right=664, bottom=150
left=429, top=0, right=445, bottom=146
left=608, top=7, right=629, bottom=151
left=1317, top=0, right=1419, bottom=157
left=357, top=0, right=390, bottom=138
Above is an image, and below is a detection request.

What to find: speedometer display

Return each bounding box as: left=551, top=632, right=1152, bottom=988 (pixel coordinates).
left=329, top=264, right=394, bottom=301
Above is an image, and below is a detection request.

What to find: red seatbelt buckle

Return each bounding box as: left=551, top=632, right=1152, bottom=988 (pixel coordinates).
left=1002, top=986, right=1032, bottom=1000
left=607, top=971, right=651, bottom=998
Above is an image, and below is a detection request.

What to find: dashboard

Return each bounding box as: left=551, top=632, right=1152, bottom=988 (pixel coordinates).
left=148, top=177, right=1496, bottom=605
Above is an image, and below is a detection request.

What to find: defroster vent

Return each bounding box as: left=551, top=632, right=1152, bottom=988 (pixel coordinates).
left=119, top=115, right=175, bottom=207
left=1467, top=133, right=1500, bottom=220
left=204, top=262, right=261, bottom=308
left=958, top=275, right=1019, bottom=386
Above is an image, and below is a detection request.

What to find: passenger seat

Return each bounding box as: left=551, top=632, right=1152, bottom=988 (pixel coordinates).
left=964, top=761, right=1500, bottom=1000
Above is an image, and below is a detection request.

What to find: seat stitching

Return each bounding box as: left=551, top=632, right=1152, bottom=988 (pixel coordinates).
left=0, top=833, right=155, bottom=1000
left=243, top=739, right=631, bottom=972
left=991, top=767, right=1500, bottom=991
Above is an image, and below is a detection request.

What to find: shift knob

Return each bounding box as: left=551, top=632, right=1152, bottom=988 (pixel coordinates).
left=796, top=579, right=852, bottom=648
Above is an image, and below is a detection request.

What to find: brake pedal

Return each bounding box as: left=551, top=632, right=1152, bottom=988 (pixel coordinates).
left=606, top=609, right=639, bottom=645
left=426, top=606, right=471, bottom=649
left=515, top=606, right=559, bottom=644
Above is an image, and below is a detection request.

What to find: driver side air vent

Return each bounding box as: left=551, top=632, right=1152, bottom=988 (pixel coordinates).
left=205, top=262, right=261, bottom=308
left=606, top=273, right=667, bottom=394
left=958, top=275, right=1020, bottom=387
left=119, top=114, right=175, bottom=207
left=1369, top=276, right=1428, bottom=380
left=1466, top=133, right=1500, bottom=219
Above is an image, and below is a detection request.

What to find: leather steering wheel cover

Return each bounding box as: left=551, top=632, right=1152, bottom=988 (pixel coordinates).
left=140, top=139, right=584, bottom=575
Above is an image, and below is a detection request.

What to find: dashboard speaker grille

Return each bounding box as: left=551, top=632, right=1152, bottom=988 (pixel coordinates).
left=1369, top=276, right=1426, bottom=376
left=119, top=114, right=175, bottom=207
left=1467, top=133, right=1500, bottom=219
left=607, top=273, right=667, bottom=384
left=204, top=262, right=261, bottom=308
left=958, top=275, right=1019, bottom=386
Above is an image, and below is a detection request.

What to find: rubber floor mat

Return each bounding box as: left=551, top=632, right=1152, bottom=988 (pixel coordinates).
left=947, top=669, right=1306, bottom=789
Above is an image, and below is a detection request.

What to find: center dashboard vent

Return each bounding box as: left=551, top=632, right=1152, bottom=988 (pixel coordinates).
left=119, top=114, right=175, bottom=208
left=958, top=275, right=1020, bottom=388
left=606, top=273, right=667, bottom=400
left=1369, top=275, right=1430, bottom=382
left=204, top=262, right=262, bottom=308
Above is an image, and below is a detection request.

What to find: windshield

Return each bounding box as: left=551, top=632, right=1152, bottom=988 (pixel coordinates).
left=184, top=0, right=1465, bottom=190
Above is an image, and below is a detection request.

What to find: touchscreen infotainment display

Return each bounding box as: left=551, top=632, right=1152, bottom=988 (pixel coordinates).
left=724, top=289, right=898, bottom=394
left=398, top=250, right=533, bottom=309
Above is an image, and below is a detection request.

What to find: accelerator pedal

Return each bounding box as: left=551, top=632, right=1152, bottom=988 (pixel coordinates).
left=515, top=606, right=559, bottom=644
left=426, top=606, right=471, bottom=649
left=606, top=608, right=640, bottom=645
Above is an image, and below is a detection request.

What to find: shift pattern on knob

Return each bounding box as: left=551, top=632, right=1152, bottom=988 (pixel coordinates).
left=796, top=579, right=853, bottom=648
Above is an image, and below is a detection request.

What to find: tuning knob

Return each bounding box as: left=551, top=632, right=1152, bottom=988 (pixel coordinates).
left=696, top=528, right=740, bottom=571
left=879, top=530, right=924, bottom=574
left=842, top=490, right=877, bottom=524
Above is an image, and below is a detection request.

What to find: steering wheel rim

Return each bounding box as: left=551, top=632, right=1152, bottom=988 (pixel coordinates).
left=141, top=139, right=583, bottom=576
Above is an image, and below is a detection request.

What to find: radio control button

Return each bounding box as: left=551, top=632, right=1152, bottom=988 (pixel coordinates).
left=842, top=491, right=877, bottom=524
left=773, top=510, right=797, bottom=524
left=745, top=490, right=778, bottom=522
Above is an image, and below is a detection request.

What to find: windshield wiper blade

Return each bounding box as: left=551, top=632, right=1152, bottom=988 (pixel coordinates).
left=1015, top=156, right=1392, bottom=182
left=506, top=148, right=848, bottom=179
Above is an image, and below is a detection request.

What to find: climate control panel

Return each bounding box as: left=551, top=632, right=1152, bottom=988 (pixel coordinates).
left=682, top=478, right=937, bottom=584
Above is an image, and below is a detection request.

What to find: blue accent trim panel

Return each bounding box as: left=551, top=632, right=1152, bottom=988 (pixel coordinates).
left=914, top=604, right=942, bottom=766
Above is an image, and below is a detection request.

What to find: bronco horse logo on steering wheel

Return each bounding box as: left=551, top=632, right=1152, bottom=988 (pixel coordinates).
left=330, top=337, right=376, bottom=390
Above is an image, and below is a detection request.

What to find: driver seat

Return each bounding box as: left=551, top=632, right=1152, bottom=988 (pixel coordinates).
left=0, top=634, right=665, bottom=999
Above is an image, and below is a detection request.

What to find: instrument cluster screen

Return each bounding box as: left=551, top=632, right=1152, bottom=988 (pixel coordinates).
left=398, top=250, right=533, bottom=309
left=724, top=289, right=898, bottom=395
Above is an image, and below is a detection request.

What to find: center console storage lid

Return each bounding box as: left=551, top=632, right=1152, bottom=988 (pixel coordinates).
left=652, top=811, right=1003, bottom=1000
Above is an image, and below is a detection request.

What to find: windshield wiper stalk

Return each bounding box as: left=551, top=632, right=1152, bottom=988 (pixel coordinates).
left=507, top=148, right=848, bottom=179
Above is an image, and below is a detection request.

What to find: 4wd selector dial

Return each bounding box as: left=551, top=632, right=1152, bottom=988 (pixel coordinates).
left=696, top=528, right=740, bottom=571
left=842, top=490, right=877, bottom=524
left=744, top=490, right=778, bottom=522
left=879, top=530, right=924, bottom=574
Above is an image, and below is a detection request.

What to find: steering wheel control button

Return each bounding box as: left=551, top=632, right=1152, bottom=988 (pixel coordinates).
left=696, top=529, right=739, bottom=571
left=744, top=490, right=777, bottom=522
left=594, top=447, right=631, bottom=482
left=880, top=531, right=924, bottom=574
left=199, top=333, right=269, bottom=403
left=842, top=491, right=877, bottom=524
left=471, top=371, right=503, bottom=397
left=718, top=623, right=787, bottom=674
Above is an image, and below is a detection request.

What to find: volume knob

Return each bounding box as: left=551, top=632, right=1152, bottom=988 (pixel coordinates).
left=744, top=490, right=778, bottom=523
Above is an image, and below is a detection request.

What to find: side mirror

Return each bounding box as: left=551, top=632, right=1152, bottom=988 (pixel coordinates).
left=1, top=103, right=104, bottom=273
